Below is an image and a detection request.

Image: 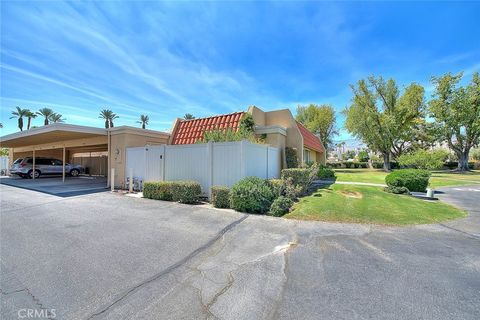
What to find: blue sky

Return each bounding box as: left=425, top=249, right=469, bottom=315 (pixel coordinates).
left=1, top=1, right=479, bottom=139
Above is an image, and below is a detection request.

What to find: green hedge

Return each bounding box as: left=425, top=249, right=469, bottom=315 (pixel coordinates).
left=143, top=180, right=201, bottom=204
left=171, top=181, right=202, bottom=203
left=268, top=196, right=293, bottom=217
left=143, top=181, right=173, bottom=201
left=385, top=169, right=431, bottom=193
left=281, top=168, right=310, bottom=194
left=269, top=179, right=284, bottom=197
left=317, top=166, right=336, bottom=180
left=230, top=177, right=276, bottom=214
left=211, top=186, right=230, bottom=208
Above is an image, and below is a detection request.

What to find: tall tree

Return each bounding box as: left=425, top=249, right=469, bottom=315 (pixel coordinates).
left=429, top=72, right=480, bottom=171
left=10, top=107, right=28, bottom=131
left=344, top=76, right=425, bottom=171
left=99, top=109, right=118, bottom=128
left=295, top=104, right=338, bottom=151
left=49, top=113, right=65, bottom=123
left=37, top=108, right=54, bottom=126
left=109, top=112, right=119, bottom=128
left=25, top=110, right=37, bottom=129
left=184, top=113, right=195, bottom=120
left=137, top=114, right=149, bottom=129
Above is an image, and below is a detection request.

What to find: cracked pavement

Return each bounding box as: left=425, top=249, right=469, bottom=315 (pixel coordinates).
left=1, top=184, right=479, bottom=319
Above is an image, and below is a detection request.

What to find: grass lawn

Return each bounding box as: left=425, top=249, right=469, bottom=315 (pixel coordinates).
left=334, top=168, right=480, bottom=188
left=285, top=184, right=466, bottom=225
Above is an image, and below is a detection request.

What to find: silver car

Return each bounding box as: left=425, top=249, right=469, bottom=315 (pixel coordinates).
left=10, top=157, right=84, bottom=179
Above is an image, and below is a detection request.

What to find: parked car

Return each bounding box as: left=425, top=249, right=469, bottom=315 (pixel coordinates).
left=10, top=157, right=84, bottom=179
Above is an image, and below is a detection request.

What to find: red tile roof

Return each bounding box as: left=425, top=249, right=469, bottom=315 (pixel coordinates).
left=296, top=121, right=325, bottom=153
left=171, top=112, right=245, bottom=145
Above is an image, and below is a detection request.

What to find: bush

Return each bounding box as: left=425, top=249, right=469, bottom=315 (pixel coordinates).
left=269, top=179, right=284, bottom=197
left=444, top=161, right=475, bottom=170
left=285, top=147, right=298, bottom=168
left=143, top=181, right=174, bottom=201
left=398, top=149, right=449, bottom=170
left=230, top=177, right=276, bottom=214
left=358, top=150, right=369, bottom=162
left=471, top=149, right=480, bottom=161
left=211, top=186, right=230, bottom=208
left=281, top=168, right=310, bottom=194
left=317, top=166, right=336, bottom=180
left=385, top=169, right=431, bottom=193
left=268, top=196, right=294, bottom=217
left=171, top=181, right=202, bottom=203
left=358, top=162, right=368, bottom=168
left=384, top=186, right=410, bottom=194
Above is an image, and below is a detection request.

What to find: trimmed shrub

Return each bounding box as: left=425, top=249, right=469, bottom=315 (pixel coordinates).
left=285, top=147, right=299, bottom=168
left=211, top=186, right=230, bottom=208
left=385, top=169, right=431, bottom=193
left=171, top=181, right=202, bottom=204
left=269, top=179, right=284, bottom=197
left=230, top=177, right=276, bottom=214
left=384, top=186, right=410, bottom=194
left=317, top=166, right=336, bottom=180
left=281, top=168, right=310, bottom=194
left=143, top=181, right=173, bottom=201
left=268, top=196, right=294, bottom=217
left=398, top=149, right=449, bottom=170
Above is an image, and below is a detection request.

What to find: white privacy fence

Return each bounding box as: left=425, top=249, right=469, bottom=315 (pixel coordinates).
left=126, top=140, right=282, bottom=196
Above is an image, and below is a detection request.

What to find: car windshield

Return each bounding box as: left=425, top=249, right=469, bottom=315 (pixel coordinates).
left=13, top=158, right=23, bottom=164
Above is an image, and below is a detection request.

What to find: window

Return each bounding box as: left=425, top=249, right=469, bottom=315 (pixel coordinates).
left=52, top=159, right=63, bottom=166
left=303, top=149, right=311, bottom=163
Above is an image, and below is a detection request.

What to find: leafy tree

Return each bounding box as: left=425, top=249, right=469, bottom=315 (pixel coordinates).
left=429, top=72, right=480, bottom=171
left=296, top=104, right=338, bottom=151
left=184, top=113, right=195, bottom=120
left=49, top=113, right=65, bottom=123
left=10, top=106, right=29, bottom=131
left=137, top=114, right=149, bottom=129
left=344, top=150, right=356, bottom=160
left=398, top=149, right=449, bottom=170
left=25, top=110, right=37, bottom=130
left=358, top=150, right=369, bottom=162
left=238, top=113, right=255, bottom=135
left=344, top=76, right=425, bottom=171
left=0, top=148, right=8, bottom=156
left=471, top=148, right=480, bottom=161
left=37, top=108, right=54, bottom=126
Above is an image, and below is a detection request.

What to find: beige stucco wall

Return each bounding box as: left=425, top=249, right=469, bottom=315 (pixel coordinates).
left=249, top=106, right=304, bottom=165
left=109, top=127, right=169, bottom=187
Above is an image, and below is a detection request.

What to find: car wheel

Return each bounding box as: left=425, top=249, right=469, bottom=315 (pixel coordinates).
left=70, top=169, right=80, bottom=177
left=28, top=170, right=40, bottom=179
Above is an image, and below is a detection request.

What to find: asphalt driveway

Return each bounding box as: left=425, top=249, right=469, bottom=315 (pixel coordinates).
left=1, top=184, right=479, bottom=319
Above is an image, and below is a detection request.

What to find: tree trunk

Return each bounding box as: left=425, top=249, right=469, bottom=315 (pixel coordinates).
left=110, top=120, right=114, bottom=128
left=383, top=153, right=391, bottom=171
left=457, top=150, right=470, bottom=172
left=18, top=118, right=23, bottom=131
left=142, top=123, right=145, bottom=129
left=105, top=120, right=109, bottom=129
left=27, top=117, right=31, bottom=130
left=44, top=117, right=49, bottom=126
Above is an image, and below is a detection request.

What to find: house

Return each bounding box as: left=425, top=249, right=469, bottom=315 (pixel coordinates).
left=1, top=123, right=169, bottom=187
left=169, top=106, right=326, bottom=167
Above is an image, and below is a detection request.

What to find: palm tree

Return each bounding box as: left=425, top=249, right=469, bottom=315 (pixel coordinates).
left=99, top=109, right=112, bottom=128
left=99, top=109, right=119, bottom=128
left=25, top=110, right=37, bottom=130
left=0, top=123, right=3, bottom=128
left=37, top=108, right=54, bottom=126
left=10, top=107, right=28, bottom=131
left=109, top=112, right=119, bottom=128
left=49, top=113, right=65, bottom=123
left=184, top=113, right=195, bottom=120
left=137, top=114, right=149, bottom=129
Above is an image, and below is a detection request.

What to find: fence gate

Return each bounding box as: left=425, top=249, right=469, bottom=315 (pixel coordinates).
left=145, top=145, right=164, bottom=181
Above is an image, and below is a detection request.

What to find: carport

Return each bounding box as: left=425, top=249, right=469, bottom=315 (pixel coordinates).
left=0, top=123, right=110, bottom=185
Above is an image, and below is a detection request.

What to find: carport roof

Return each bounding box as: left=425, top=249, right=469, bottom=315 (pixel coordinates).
left=0, top=123, right=107, bottom=148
